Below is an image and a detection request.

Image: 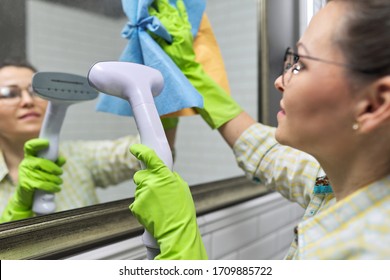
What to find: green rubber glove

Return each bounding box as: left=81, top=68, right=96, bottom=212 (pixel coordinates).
left=129, top=144, right=208, bottom=260
left=149, top=0, right=242, bottom=129
left=0, top=139, right=66, bottom=223
left=161, top=117, right=179, bottom=130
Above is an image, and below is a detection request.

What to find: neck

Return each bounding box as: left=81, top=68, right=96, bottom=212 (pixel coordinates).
left=317, top=148, right=390, bottom=201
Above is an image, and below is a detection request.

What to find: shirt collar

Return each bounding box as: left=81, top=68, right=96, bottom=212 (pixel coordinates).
left=300, top=174, right=390, bottom=245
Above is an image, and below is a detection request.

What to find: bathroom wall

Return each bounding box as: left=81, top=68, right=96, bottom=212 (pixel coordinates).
left=0, top=0, right=26, bottom=61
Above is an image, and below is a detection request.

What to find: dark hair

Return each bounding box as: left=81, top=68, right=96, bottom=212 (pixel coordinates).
left=0, top=58, right=38, bottom=72
left=329, top=0, right=390, bottom=84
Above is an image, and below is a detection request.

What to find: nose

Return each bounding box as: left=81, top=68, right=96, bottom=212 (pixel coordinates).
left=274, top=75, right=284, bottom=93
left=19, top=89, right=35, bottom=107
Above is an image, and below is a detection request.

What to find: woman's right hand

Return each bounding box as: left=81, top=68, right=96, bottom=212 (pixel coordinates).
left=129, top=143, right=208, bottom=259
left=0, top=139, right=65, bottom=223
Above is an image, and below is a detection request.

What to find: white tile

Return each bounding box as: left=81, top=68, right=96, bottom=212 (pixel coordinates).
left=219, top=251, right=239, bottom=260
left=258, top=203, right=296, bottom=237
left=211, top=217, right=258, bottom=259
left=238, top=234, right=277, bottom=260
left=275, top=223, right=295, bottom=252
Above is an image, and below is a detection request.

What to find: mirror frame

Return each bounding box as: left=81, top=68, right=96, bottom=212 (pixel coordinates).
left=0, top=176, right=270, bottom=259
left=0, top=0, right=275, bottom=260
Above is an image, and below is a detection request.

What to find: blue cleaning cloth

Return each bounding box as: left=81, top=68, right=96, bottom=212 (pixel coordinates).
left=95, top=0, right=206, bottom=117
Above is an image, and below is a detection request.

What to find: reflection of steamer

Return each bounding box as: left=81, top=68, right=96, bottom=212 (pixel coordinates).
left=88, top=61, right=173, bottom=260
left=31, top=72, right=99, bottom=215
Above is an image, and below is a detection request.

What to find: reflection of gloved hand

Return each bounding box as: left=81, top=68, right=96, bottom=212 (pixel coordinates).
left=0, top=139, right=66, bottom=223
left=161, top=117, right=178, bottom=161
left=161, top=117, right=179, bottom=130
left=149, top=0, right=242, bottom=129
left=129, top=144, right=208, bottom=260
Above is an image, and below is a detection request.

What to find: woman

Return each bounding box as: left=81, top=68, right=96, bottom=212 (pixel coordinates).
left=0, top=60, right=176, bottom=223
left=129, top=0, right=390, bottom=259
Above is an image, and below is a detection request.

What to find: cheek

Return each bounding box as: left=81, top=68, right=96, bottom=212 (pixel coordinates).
left=285, top=72, right=349, bottom=121
left=36, top=99, right=48, bottom=112
left=0, top=107, right=17, bottom=134
left=277, top=77, right=352, bottom=146
left=284, top=88, right=326, bottom=123
left=0, top=105, right=17, bottom=118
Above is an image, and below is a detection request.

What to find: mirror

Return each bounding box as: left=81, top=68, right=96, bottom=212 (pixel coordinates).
left=0, top=0, right=260, bottom=222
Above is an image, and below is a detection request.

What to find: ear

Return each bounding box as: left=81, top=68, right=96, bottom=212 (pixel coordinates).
left=356, top=76, right=390, bottom=133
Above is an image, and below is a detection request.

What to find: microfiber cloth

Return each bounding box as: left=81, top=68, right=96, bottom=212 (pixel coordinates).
left=95, top=0, right=206, bottom=117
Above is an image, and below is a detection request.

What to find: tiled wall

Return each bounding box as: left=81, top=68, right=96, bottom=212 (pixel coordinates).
left=66, top=192, right=304, bottom=260
left=201, top=192, right=304, bottom=259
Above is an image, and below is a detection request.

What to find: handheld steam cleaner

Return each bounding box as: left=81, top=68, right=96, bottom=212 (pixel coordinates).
left=87, top=61, right=173, bottom=260
left=31, top=72, right=98, bottom=215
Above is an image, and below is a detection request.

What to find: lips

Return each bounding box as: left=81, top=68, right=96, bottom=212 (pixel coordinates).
left=279, top=101, right=286, bottom=114
left=19, top=111, right=41, bottom=119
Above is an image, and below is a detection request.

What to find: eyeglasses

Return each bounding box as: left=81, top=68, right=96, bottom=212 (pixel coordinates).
left=0, top=85, right=37, bottom=102
left=282, top=47, right=371, bottom=87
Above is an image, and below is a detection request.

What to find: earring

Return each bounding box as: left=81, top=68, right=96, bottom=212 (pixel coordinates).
left=352, top=123, right=359, bottom=130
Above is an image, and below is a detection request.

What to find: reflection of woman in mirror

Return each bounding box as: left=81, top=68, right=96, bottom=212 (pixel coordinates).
left=0, top=59, right=177, bottom=223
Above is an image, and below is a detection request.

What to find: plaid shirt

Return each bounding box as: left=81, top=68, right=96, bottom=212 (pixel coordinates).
left=0, top=135, right=140, bottom=214
left=233, top=123, right=390, bottom=259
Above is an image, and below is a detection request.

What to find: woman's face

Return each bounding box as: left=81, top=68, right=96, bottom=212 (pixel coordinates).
left=274, top=1, right=358, bottom=159
left=0, top=66, right=48, bottom=142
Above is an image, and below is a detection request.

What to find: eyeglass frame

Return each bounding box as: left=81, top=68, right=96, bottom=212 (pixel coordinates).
left=282, top=47, right=375, bottom=87
left=0, top=85, right=37, bottom=100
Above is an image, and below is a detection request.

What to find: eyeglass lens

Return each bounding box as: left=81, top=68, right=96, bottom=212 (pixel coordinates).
left=0, top=85, right=36, bottom=99
left=282, top=47, right=299, bottom=86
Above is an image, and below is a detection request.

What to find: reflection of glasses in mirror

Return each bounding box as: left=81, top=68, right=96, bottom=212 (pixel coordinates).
left=0, top=85, right=37, bottom=101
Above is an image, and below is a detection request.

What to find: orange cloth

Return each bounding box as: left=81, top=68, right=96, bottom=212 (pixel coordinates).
left=162, top=14, right=230, bottom=117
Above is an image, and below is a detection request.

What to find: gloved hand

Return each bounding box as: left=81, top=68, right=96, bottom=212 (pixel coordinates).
left=161, top=117, right=178, bottom=161
left=0, top=139, right=66, bottom=223
left=149, top=0, right=242, bottom=129
left=129, top=144, right=208, bottom=260
left=161, top=117, right=179, bottom=130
